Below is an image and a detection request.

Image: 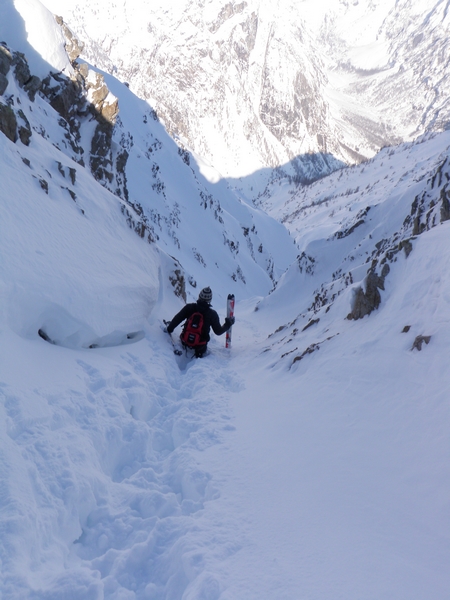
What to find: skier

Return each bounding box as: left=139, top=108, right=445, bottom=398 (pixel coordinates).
left=165, top=287, right=235, bottom=357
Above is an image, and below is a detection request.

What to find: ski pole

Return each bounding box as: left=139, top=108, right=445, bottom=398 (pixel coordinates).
left=163, top=320, right=183, bottom=355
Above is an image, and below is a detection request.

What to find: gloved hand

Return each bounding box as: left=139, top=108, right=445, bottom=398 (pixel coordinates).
left=225, top=316, right=235, bottom=327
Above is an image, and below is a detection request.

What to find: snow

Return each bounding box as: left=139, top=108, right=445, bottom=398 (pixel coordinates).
left=0, top=0, right=71, bottom=77
left=1, top=2, right=450, bottom=599
left=188, top=148, right=223, bottom=185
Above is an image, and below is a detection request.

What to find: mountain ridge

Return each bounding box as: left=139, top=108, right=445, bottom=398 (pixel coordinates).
left=37, top=0, right=450, bottom=196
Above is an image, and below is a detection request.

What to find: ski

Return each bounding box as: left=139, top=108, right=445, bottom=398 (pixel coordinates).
left=163, top=320, right=183, bottom=355
left=225, top=293, right=235, bottom=349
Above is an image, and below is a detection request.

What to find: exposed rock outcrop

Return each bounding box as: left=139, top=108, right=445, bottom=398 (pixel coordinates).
left=46, top=18, right=120, bottom=185
left=398, top=238, right=413, bottom=258
left=0, top=74, right=8, bottom=96
left=169, top=266, right=187, bottom=302
left=17, top=109, right=32, bottom=145
left=347, top=264, right=390, bottom=320
left=440, top=185, right=450, bottom=223
left=85, top=71, right=119, bottom=124
left=83, top=71, right=120, bottom=187
left=12, top=51, right=41, bottom=100
left=24, top=75, right=41, bottom=101
left=411, top=335, right=431, bottom=351
left=55, top=15, right=84, bottom=63
left=0, top=102, right=17, bottom=142
left=41, top=72, right=85, bottom=125
left=12, top=51, right=30, bottom=86
left=1, top=19, right=156, bottom=252
left=0, top=47, right=33, bottom=143
left=0, top=45, right=12, bottom=75
left=90, top=122, right=114, bottom=183
left=0, top=45, right=12, bottom=95
left=39, top=22, right=119, bottom=178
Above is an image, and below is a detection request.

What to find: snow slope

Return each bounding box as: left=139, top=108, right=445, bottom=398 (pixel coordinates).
left=2, top=123, right=450, bottom=597
left=0, top=0, right=71, bottom=77
left=1, top=2, right=450, bottom=599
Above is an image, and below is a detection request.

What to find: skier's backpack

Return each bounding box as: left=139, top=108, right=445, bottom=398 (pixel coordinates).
left=180, top=311, right=206, bottom=349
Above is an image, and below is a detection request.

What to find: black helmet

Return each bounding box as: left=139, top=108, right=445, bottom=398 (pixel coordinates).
left=198, top=286, right=213, bottom=303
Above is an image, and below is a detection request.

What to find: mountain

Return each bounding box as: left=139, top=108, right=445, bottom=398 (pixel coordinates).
left=0, top=0, right=297, bottom=320
left=257, top=129, right=450, bottom=365
left=38, top=0, right=450, bottom=195
left=1, top=1, right=450, bottom=599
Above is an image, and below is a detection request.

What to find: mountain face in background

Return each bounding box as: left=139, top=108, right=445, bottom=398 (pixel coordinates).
left=39, top=0, right=450, bottom=194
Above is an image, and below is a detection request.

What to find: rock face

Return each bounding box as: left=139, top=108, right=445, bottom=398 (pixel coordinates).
left=17, top=109, right=32, bottom=145
left=411, top=335, right=431, bottom=351
left=0, top=18, right=119, bottom=190
left=42, top=72, right=83, bottom=124
left=0, top=45, right=12, bottom=95
left=38, top=18, right=116, bottom=121
left=12, top=51, right=30, bottom=86
left=85, top=70, right=119, bottom=124
left=55, top=15, right=85, bottom=63
left=0, top=45, right=12, bottom=75
left=0, top=102, right=17, bottom=142
left=0, top=74, right=7, bottom=95
left=1, top=45, right=42, bottom=101
left=11, top=51, right=42, bottom=100
left=347, top=265, right=390, bottom=321
left=36, top=17, right=120, bottom=183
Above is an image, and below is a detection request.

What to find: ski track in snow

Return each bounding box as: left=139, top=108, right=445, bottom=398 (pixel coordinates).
left=0, top=330, right=245, bottom=599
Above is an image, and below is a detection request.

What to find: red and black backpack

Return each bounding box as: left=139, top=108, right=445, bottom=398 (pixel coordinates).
left=180, top=311, right=206, bottom=349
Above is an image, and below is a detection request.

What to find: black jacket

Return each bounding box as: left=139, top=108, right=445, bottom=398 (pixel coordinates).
left=167, top=300, right=230, bottom=343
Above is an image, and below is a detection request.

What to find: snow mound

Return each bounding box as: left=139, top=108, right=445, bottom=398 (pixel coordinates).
left=0, top=0, right=72, bottom=77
